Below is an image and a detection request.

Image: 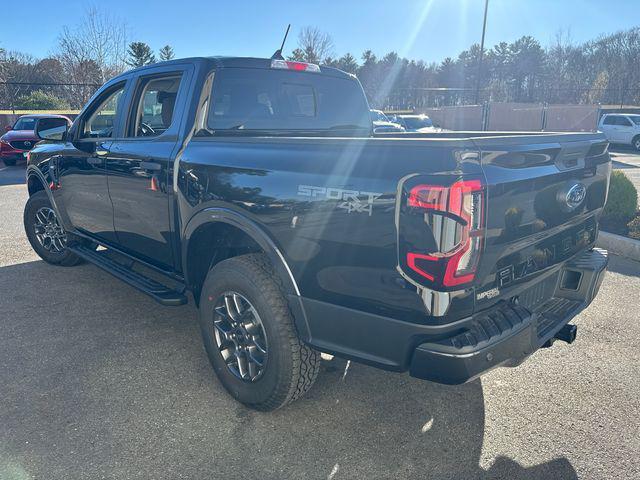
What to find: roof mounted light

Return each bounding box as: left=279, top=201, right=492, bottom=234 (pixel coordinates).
left=271, top=59, right=320, bottom=72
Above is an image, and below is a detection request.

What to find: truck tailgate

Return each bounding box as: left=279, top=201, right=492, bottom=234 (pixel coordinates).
left=472, top=133, right=611, bottom=312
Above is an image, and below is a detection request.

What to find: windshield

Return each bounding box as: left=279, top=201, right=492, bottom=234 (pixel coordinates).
left=402, top=116, right=433, bottom=129
left=12, top=117, right=37, bottom=130
left=208, top=68, right=371, bottom=135
left=370, top=110, right=389, bottom=122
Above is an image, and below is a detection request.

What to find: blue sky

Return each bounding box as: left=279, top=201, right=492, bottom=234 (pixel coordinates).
left=3, top=0, right=639, bottom=63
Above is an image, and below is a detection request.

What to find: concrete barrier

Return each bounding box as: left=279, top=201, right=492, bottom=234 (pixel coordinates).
left=596, top=231, right=640, bottom=261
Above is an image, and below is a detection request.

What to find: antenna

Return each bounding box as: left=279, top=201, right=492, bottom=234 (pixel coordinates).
left=271, top=24, right=291, bottom=60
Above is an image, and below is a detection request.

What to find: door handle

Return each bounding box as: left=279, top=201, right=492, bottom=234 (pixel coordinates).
left=140, top=161, right=161, bottom=171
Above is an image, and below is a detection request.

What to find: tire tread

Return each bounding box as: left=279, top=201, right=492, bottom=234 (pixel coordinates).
left=203, top=253, right=320, bottom=411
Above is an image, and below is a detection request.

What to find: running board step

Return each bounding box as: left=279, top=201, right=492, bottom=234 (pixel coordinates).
left=68, top=244, right=188, bottom=306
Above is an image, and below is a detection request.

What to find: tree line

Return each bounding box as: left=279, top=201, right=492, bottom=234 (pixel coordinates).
left=1, top=14, right=640, bottom=111
left=0, top=7, right=174, bottom=110
left=290, top=26, right=640, bottom=109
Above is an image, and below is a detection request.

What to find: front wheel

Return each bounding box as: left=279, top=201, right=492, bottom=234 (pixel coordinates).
left=24, top=190, right=84, bottom=266
left=198, top=253, right=320, bottom=411
left=632, top=135, right=640, bottom=152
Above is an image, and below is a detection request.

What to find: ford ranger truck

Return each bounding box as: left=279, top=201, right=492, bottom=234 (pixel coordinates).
left=24, top=57, right=610, bottom=411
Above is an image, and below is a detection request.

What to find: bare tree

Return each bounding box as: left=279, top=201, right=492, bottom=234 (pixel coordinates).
left=58, top=6, right=128, bottom=84
left=288, top=27, right=334, bottom=64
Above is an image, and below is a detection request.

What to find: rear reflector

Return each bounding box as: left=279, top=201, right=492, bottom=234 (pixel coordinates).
left=271, top=59, right=321, bottom=72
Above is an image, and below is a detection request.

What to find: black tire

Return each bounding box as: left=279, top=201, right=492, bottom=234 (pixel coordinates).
left=24, top=190, right=84, bottom=267
left=3, top=157, right=17, bottom=166
left=198, top=253, right=320, bottom=411
left=632, top=135, right=640, bottom=152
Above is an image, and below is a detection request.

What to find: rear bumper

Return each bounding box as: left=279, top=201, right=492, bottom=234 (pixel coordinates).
left=295, top=248, right=608, bottom=384
left=409, top=248, right=608, bottom=383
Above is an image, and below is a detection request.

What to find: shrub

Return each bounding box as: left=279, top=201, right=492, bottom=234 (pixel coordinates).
left=15, top=90, right=69, bottom=110
left=601, top=171, right=638, bottom=232
left=628, top=214, right=640, bottom=240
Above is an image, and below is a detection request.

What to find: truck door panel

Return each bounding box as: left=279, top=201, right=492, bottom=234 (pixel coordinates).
left=105, top=68, right=190, bottom=270
left=54, top=81, right=128, bottom=243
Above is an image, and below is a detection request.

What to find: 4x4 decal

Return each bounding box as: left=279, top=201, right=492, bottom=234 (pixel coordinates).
left=297, top=185, right=382, bottom=216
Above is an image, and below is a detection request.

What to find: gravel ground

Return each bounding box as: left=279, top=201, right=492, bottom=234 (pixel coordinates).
left=0, top=180, right=639, bottom=480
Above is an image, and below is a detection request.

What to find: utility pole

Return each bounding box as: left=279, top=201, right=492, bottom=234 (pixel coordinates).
left=475, top=0, right=489, bottom=105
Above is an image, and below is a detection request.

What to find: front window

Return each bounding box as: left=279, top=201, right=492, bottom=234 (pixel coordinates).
left=370, top=110, right=389, bottom=122
left=207, top=68, right=371, bottom=135
left=81, top=84, right=125, bottom=139
left=616, top=116, right=633, bottom=127
left=13, top=117, right=37, bottom=130
left=402, top=116, right=433, bottom=129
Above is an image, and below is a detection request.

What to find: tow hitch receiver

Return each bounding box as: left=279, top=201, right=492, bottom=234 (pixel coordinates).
left=554, top=323, right=578, bottom=344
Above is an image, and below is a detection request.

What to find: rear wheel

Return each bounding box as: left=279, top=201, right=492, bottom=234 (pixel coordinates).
left=24, top=190, right=84, bottom=266
left=198, top=253, right=320, bottom=411
left=632, top=135, right=640, bottom=152
left=2, top=157, right=17, bottom=167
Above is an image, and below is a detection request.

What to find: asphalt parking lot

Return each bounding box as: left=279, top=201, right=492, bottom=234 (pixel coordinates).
left=1, top=163, right=639, bottom=480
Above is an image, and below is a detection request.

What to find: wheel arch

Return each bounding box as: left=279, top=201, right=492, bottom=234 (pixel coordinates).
left=182, top=208, right=301, bottom=305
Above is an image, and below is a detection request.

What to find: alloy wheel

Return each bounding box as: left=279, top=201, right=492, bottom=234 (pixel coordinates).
left=33, top=207, right=67, bottom=253
left=212, top=292, right=268, bottom=382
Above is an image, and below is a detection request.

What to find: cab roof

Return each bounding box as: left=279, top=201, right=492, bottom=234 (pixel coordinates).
left=117, top=56, right=354, bottom=81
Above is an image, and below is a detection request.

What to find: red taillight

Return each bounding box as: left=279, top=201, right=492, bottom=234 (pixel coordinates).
left=271, top=59, right=321, bottom=72
left=403, top=179, right=485, bottom=288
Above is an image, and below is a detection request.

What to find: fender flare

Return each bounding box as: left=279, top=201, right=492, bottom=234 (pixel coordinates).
left=25, top=165, right=67, bottom=223
left=182, top=207, right=301, bottom=297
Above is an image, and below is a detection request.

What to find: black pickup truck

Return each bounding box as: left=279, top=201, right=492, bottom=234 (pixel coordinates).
left=25, top=56, right=610, bottom=411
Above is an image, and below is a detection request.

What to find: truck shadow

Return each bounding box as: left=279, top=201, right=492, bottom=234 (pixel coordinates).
left=0, top=260, right=578, bottom=480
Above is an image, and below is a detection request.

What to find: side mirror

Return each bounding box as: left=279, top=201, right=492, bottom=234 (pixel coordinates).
left=4, top=125, right=11, bottom=132
left=35, top=117, right=69, bottom=141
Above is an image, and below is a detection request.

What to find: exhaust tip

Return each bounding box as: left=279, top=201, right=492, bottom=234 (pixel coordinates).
left=555, top=324, right=577, bottom=344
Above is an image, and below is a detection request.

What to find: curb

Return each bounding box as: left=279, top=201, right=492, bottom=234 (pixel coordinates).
left=596, top=231, right=640, bottom=261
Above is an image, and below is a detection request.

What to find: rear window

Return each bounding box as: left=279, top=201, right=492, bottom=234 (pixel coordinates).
left=207, top=68, right=370, bottom=135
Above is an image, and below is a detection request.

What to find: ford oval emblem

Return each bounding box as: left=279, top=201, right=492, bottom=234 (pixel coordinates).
left=565, top=183, right=586, bottom=209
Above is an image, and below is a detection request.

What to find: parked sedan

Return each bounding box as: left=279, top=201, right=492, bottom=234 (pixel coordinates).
left=390, top=114, right=438, bottom=132
left=1, top=114, right=72, bottom=166
left=370, top=109, right=405, bottom=133
left=598, top=113, right=640, bottom=151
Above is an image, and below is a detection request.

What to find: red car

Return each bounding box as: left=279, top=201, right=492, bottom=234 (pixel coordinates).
left=1, top=114, right=72, bottom=166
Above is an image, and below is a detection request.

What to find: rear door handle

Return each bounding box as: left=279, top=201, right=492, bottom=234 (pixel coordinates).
left=140, top=161, right=161, bottom=171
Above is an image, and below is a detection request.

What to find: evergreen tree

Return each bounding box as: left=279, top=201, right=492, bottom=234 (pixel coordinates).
left=126, top=42, right=155, bottom=67
left=159, top=45, right=175, bottom=61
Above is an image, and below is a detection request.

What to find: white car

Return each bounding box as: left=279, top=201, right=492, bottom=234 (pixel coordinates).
left=598, top=113, right=640, bottom=151
left=390, top=114, right=443, bottom=133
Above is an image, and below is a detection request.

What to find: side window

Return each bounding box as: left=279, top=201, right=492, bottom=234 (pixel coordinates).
left=129, top=74, right=183, bottom=137
left=617, top=116, right=633, bottom=127
left=602, top=116, right=616, bottom=125
left=81, top=84, right=125, bottom=139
